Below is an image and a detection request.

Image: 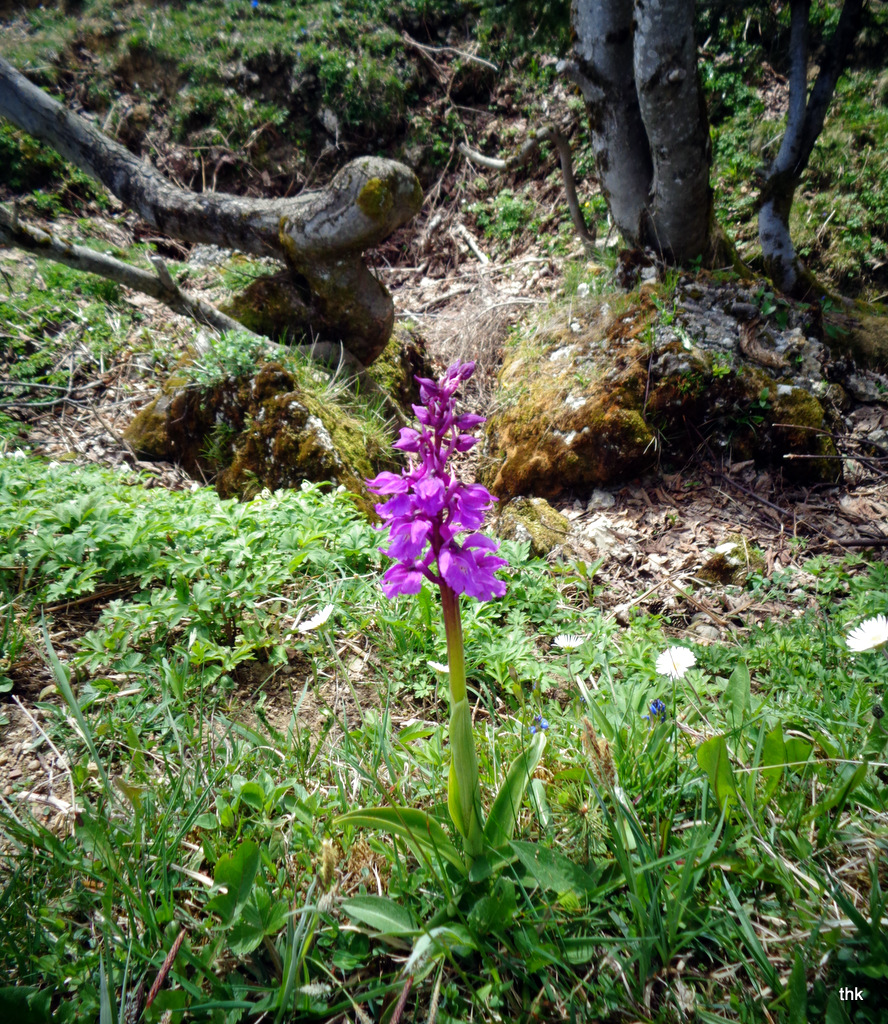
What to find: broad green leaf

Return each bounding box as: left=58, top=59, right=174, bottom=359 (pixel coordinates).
left=466, top=877, right=517, bottom=935
left=0, top=986, right=53, bottom=1023
left=696, top=736, right=737, bottom=812
left=561, top=936, right=598, bottom=965
left=341, top=895, right=419, bottom=936
left=761, top=723, right=786, bottom=802
left=529, top=777, right=551, bottom=830
left=336, top=807, right=467, bottom=875
left=723, top=662, right=751, bottom=729
left=229, top=889, right=290, bottom=955
left=448, top=758, right=465, bottom=839
left=206, top=840, right=261, bottom=926
left=784, top=737, right=814, bottom=771
left=787, top=949, right=807, bottom=1024
left=510, top=840, right=600, bottom=899
left=484, top=732, right=546, bottom=849
left=238, top=781, right=267, bottom=812
left=403, top=925, right=477, bottom=975
left=803, top=762, right=867, bottom=825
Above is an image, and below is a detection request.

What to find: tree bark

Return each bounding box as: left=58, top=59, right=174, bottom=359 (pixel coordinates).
left=0, top=56, right=422, bottom=363
left=758, top=0, right=864, bottom=296
left=567, top=0, right=717, bottom=264
left=567, top=0, right=652, bottom=246
left=633, top=0, right=714, bottom=262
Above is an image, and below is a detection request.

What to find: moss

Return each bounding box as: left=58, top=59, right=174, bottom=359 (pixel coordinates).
left=768, top=387, right=840, bottom=483
left=219, top=273, right=312, bottom=342
left=365, top=322, right=435, bottom=422
left=699, top=534, right=766, bottom=585
left=496, top=497, right=570, bottom=557
left=122, top=395, right=172, bottom=458
left=357, top=176, right=395, bottom=221
left=829, top=308, right=888, bottom=370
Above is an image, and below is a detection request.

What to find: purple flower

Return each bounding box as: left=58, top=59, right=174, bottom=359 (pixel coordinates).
left=367, top=361, right=507, bottom=602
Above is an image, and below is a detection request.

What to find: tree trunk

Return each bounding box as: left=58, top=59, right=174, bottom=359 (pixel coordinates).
left=758, top=0, right=864, bottom=296
left=0, top=57, right=422, bottom=364
left=567, top=0, right=717, bottom=264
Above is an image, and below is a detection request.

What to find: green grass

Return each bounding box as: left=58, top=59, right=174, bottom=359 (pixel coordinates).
left=0, top=450, right=886, bottom=1021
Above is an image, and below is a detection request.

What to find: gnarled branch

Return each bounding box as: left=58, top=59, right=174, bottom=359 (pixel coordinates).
left=0, top=202, right=247, bottom=335
left=0, top=56, right=423, bottom=362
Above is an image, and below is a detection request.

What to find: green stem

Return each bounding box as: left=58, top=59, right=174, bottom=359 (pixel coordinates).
left=440, top=582, right=484, bottom=860
left=440, top=584, right=467, bottom=703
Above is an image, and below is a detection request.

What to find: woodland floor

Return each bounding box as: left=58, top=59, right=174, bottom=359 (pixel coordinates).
left=2, top=185, right=888, bottom=815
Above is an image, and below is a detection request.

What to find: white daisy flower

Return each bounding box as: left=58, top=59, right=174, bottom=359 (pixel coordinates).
left=656, top=646, right=697, bottom=680
left=553, top=634, right=587, bottom=651
left=846, top=615, right=888, bottom=653
left=297, top=604, right=334, bottom=633
left=428, top=660, right=450, bottom=673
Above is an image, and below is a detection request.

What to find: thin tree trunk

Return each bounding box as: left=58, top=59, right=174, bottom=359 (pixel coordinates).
left=568, top=0, right=717, bottom=264
left=633, top=0, right=715, bottom=262
left=0, top=57, right=422, bottom=363
left=758, top=0, right=864, bottom=295
left=568, top=0, right=653, bottom=244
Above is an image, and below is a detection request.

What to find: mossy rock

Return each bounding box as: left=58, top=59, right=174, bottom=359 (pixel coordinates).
left=482, top=298, right=842, bottom=498
left=767, top=386, right=841, bottom=483
left=365, top=321, right=435, bottom=423
left=829, top=308, right=888, bottom=370
left=495, top=497, right=570, bottom=558
left=699, top=535, right=766, bottom=585
left=124, top=360, right=398, bottom=511
left=219, top=272, right=312, bottom=343
left=123, top=394, right=174, bottom=459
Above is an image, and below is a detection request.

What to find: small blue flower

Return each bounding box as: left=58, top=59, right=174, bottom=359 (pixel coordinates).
left=531, top=713, right=550, bottom=732
left=643, top=699, right=668, bottom=724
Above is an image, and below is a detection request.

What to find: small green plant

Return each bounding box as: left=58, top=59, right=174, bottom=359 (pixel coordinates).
left=184, top=329, right=272, bottom=388
left=711, top=354, right=733, bottom=378
left=469, top=188, right=537, bottom=244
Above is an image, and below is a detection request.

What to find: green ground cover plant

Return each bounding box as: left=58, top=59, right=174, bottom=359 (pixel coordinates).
left=1, top=420, right=887, bottom=1021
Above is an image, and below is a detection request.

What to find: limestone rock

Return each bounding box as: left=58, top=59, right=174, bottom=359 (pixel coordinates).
left=495, top=497, right=570, bottom=557
left=483, top=281, right=844, bottom=499
left=125, top=363, right=401, bottom=509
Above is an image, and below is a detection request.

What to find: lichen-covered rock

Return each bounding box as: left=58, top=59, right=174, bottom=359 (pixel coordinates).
left=124, top=360, right=398, bottom=510
left=495, top=497, right=570, bottom=557
left=365, top=322, right=435, bottom=423
left=218, top=271, right=312, bottom=342
left=483, top=283, right=844, bottom=499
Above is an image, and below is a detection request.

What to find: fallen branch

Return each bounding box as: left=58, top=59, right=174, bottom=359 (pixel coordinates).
left=0, top=56, right=423, bottom=362
left=0, top=203, right=248, bottom=335
left=459, top=124, right=597, bottom=251
left=453, top=222, right=489, bottom=264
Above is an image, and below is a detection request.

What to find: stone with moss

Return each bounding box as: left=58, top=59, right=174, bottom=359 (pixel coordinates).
left=365, top=321, right=435, bottom=423
left=482, top=289, right=848, bottom=497
left=699, top=534, right=766, bottom=585
left=495, top=497, right=570, bottom=558
left=123, top=359, right=399, bottom=511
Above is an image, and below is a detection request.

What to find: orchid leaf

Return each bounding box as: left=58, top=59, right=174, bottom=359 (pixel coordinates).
left=484, top=731, right=546, bottom=849
left=336, top=807, right=467, bottom=876
left=696, top=735, right=737, bottom=812
left=342, top=895, right=419, bottom=936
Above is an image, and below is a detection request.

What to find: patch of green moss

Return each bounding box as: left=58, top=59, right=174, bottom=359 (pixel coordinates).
left=357, top=177, right=395, bottom=221
left=496, top=497, right=570, bottom=557
left=769, top=387, right=840, bottom=483
left=219, top=274, right=311, bottom=342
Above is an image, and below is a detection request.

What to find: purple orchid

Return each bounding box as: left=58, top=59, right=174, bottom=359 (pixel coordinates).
left=366, top=361, right=507, bottom=603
